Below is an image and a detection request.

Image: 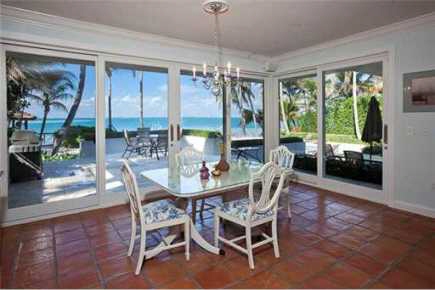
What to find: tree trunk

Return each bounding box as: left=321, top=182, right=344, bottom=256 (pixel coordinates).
left=51, top=64, right=86, bottom=155
left=240, top=117, right=247, bottom=135
left=140, top=71, right=144, bottom=128
left=279, top=82, right=290, bottom=135
left=352, top=71, right=361, bottom=140
left=108, top=75, right=113, bottom=131
left=280, top=100, right=290, bottom=135
left=40, top=107, right=49, bottom=140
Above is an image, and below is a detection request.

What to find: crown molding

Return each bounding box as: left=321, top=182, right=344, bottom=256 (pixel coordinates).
left=0, top=5, right=270, bottom=64
left=272, top=11, right=435, bottom=64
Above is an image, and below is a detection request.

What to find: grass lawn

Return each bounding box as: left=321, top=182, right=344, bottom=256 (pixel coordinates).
left=280, top=131, right=365, bottom=145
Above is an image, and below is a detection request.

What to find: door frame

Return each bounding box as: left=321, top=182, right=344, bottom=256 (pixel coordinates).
left=1, top=44, right=101, bottom=223
left=274, top=51, right=393, bottom=205
left=97, top=54, right=174, bottom=205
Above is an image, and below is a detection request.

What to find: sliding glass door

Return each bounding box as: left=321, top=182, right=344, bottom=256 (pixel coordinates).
left=323, top=62, right=384, bottom=188
left=3, top=47, right=99, bottom=216
left=277, top=57, right=388, bottom=202
left=104, top=62, right=168, bottom=195
left=279, top=74, right=318, bottom=174
left=230, top=78, right=265, bottom=163
left=179, top=70, right=223, bottom=161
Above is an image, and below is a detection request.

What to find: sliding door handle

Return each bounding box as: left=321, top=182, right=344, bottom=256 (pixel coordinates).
left=170, top=124, right=174, bottom=142
left=383, top=124, right=388, bottom=145
left=177, top=124, right=181, bottom=141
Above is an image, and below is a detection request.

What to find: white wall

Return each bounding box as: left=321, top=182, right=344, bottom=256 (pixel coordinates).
left=274, top=16, right=435, bottom=217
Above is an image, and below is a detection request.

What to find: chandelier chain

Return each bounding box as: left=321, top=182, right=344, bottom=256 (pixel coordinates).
left=214, top=12, right=223, bottom=67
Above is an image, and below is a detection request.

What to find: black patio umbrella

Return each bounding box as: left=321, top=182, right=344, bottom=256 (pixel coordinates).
left=362, top=96, right=383, bottom=160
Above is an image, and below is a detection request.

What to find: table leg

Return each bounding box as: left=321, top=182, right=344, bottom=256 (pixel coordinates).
left=176, top=197, right=224, bottom=255
left=190, top=220, right=224, bottom=255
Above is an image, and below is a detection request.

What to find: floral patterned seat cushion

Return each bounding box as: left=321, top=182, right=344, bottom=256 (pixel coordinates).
left=142, top=199, right=186, bottom=224
left=218, top=198, right=273, bottom=222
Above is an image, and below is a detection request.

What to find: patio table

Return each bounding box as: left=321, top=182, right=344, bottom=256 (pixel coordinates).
left=141, top=160, right=263, bottom=256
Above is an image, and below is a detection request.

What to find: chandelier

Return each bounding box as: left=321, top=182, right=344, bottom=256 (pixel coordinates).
left=192, top=0, right=241, bottom=97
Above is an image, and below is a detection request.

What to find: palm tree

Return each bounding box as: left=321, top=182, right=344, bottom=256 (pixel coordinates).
left=280, top=77, right=318, bottom=135
left=325, top=71, right=375, bottom=140
left=52, top=64, right=85, bottom=155
left=106, top=67, right=114, bottom=131
left=230, top=81, right=260, bottom=135
left=6, top=56, right=46, bottom=126
left=138, top=71, right=145, bottom=128
left=30, top=70, right=75, bottom=139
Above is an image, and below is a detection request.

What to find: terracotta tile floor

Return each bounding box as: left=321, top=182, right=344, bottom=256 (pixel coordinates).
left=2, top=183, right=435, bottom=289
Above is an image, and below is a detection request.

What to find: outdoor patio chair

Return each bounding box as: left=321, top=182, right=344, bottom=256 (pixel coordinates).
left=214, top=162, right=286, bottom=269
left=136, top=127, right=153, bottom=156
left=122, top=129, right=146, bottom=159
left=152, top=132, right=168, bottom=160
left=344, top=150, right=364, bottom=166
left=121, top=160, right=190, bottom=275
left=270, top=145, right=295, bottom=218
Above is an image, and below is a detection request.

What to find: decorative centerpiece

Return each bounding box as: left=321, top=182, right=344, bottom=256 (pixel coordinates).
left=214, top=143, right=230, bottom=172
left=200, top=161, right=210, bottom=180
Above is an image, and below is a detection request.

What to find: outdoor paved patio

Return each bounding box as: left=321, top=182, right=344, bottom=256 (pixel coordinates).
left=8, top=153, right=168, bottom=209
left=2, top=183, right=434, bottom=288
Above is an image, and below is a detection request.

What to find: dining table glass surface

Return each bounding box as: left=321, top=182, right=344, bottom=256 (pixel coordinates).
left=141, top=160, right=263, bottom=198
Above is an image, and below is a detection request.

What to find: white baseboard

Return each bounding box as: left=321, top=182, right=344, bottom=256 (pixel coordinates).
left=392, top=200, right=435, bottom=218
left=295, top=172, right=385, bottom=205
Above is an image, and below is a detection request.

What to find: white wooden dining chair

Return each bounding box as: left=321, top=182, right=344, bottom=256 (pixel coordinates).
left=176, top=145, right=203, bottom=167
left=214, top=162, right=286, bottom=269
left=121, top=160, right=190, bottom=275
left=176, top=146, right=210, bottom=222
left=269, top=145, right=295, bottom=218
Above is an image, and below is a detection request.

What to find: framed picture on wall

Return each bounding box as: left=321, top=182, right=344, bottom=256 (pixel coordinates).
left=404, top=70, right=435, bottom=112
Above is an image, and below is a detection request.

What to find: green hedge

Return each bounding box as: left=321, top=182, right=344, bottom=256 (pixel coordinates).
left=56, top=126, right=119, bottom=148
left=281, top=131, right=365, bottom=144
left=182, top=129, right=222, bottom=138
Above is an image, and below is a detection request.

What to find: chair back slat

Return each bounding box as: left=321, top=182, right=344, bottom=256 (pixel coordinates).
left=249, top=162, right=285, bottom=216
left=270, top=145, right=295, bottom=170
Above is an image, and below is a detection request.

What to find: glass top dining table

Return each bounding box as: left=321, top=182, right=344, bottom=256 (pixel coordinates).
left=141, top=160, right=263, bottom=198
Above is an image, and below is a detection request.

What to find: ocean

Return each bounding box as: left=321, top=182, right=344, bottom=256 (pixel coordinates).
left=27, top=117, right=263, bottom=138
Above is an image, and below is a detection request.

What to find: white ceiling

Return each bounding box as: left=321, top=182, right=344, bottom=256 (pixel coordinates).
left=3, top=0, right=435, bottom=57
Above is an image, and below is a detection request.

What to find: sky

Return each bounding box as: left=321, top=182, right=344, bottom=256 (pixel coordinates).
left=23, top=61, right=263, bottom=120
